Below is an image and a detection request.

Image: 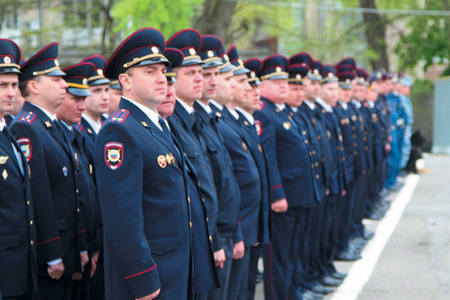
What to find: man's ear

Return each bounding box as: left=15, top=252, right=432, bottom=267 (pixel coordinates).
left=119, top=73, right=131, bottom=91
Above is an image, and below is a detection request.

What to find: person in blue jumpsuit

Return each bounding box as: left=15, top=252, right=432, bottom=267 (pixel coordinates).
left=96, top=27, right=193, bottom=300
left=0, top=38, right=37, bottom=300
left=385, top=75, right=404, bottom=191
left=399, top=77, right=414, bottom=171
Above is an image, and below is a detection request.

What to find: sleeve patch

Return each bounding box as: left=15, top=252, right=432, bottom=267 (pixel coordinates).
left=255, top=120, right=263, bottom=136
left=105, top=142, right=123, bottom=170
left=17, top=138, right=32, bottom=162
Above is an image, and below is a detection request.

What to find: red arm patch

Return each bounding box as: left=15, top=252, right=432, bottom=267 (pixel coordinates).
left=255, top=120, right=263, bottom=136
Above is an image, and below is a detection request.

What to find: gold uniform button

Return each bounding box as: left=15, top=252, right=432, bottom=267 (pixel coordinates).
left=364, top=146, right=368, bottom=150
left=202, top=198, right=205, bottom=203
left=27, top=201, right=30, bottom=206
left=316, top=174, right=320, bottom=179
left=315, top=162, right=319, bottom=167
left=206, top=217, right=209, bottom=222
left=353, top=143, right=357, bottom=147
left=304, top=140, right=308, bottom=144
left=311, top=164, right=314, bottom=168
left=209, top=235, right=212, bottom=241
left=354, top=151, right=358, bottom=155
left=188, top=197, right=191, bottom=203
left=352, top=126, right=356, bottom=130
left=353, top=134, right=357, bottom=138
left=30, top=240, right=34, bottom=246
left=197, top=182, right=200, bottom=187
left=77, top=208, right=80, bottom=212
left=23, top=183, right=26, bottom=188
left=76, top=189, right=79, bottom=194
left=189, top=222, right=193, bottom=228
left=342, top=157, right=346, bottom=161
left=30, top=220, right=34, bottom=226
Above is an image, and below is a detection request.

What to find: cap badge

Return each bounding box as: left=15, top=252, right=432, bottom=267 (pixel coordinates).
left=296, top=74, right=301, bottom=80
left=83, top=78, right=88, bottom=85
left=151, top=46, right=159, bottom=54
left=189, top=48, right=196, bottom=56
left=328, top=72, right=334, bottom=78
left=346, top=79, right=351, bottom=84
left=207, top=50, right=214, bottom=58
left=251, top=71, right=256, bottom=78
left=238, top=59, right=244, bottom=66
left=223, top=54, right=230, bottom=62
left=54, top=59, right=60, bottom=67
left=98, top=69, right=103, bottom=76
left=276, top=66, right=281, bottom=73
left=3, top=56, right=11, bottom=64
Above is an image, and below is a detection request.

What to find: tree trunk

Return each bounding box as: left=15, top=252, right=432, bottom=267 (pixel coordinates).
left=360, top=0, right=389, bottom=71
left=194, top=0, right=238, bottom=45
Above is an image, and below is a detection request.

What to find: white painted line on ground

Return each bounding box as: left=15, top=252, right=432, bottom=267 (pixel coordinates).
left=330, top=174, right=421, bottom=300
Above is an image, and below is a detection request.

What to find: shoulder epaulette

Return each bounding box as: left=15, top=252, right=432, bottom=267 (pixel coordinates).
left=258, top=101, right=266, bottom=111
left=109, top=109, right=130, bottom=124
left=74, top=123, right=84, bottom=132
left=18, top=111, right=36, bottom=124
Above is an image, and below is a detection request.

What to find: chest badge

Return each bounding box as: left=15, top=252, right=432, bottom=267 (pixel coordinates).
left=2, top=169, right=7, bottom=180
left=0, top=156, right=8, bottom=164
left=158, top=155, right=167, bottom=168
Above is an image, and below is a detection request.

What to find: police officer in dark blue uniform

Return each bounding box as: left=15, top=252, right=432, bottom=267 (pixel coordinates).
left=158, top=47, right=219, bottom=300
left=192, top=35, right=242, bottom=300
left=74, top=55, right=110, bottom=157
left=284, top=60, right=329, bottom=299
left=333, top=68, right=366, bottom=261
left=54, top=62, right=103, bottom=300
left=254, top=55, right=319, bottom=300
left=96, top=28, right=192, bottom=300
left=0, top=38, right=37, bottom=300
left=165, top=31, right=220, bottom=268
left=11, top=42, right=88, bottom=300
left=316, top=65, right=348, bottom=282
left=209, top=44, right=263, bottom=300
left=236, top=57, right=271, bottom=300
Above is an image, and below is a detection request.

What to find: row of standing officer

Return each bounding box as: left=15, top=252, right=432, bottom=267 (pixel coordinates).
left=0, top=27, right=403, bottom=300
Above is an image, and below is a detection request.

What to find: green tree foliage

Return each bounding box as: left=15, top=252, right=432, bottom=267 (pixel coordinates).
left=395, top=0, right=450, bottom=71
left=112, top=0, right=203, bottom=38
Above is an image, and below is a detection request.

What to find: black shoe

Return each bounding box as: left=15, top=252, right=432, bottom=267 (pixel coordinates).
left=331, top=271, right=347, bottom=280
left=336, top=251, right=361, bottom=261
left=256, top=268, right=263, bottom=283
left=363, top=229, right=375, bottom=240
left=319, top=275, right=343, bottom=287
left=389, top=181, right=404, bottom=191
left=310, top=283, right=333, bottom=295
left=379, top=188, right=390, bottom=197
left=302, top=289, right=323, bottom=300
